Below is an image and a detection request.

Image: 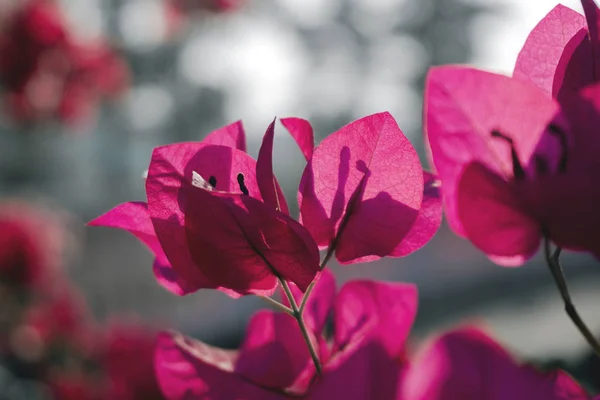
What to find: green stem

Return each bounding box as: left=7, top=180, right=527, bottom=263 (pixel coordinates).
left=543, top=237, right=600, bottom=357
left=280, top=279, right=323, bottom=375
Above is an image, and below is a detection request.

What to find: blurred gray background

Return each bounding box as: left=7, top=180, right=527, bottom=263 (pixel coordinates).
left=1, top=0, right=598, bottom=371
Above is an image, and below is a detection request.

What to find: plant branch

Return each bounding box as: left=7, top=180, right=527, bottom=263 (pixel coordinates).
left=280, top=278, right=323, bottom=375
left=543, top=237, right=600, bottom=357
left=259, top=295, right=294, bottom=315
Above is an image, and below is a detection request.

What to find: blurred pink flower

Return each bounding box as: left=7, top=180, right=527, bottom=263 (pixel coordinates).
left=0, top=201, right=66, bottom=289
left=401, top=326, right=591, bottom=400
left=155, top=270, right=418, bottom=399
left=0, top=0, right=128, bottom=125
left=102, top=322, right=165, bottom=400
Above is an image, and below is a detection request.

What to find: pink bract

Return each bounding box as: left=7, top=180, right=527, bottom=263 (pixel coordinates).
left=90, top=120, right=320, bottom=297
left=155, top=270, right=418, bottom=400
left=297, top=112, right=436, bottom=264
left=513, top=2, right=600, bottom=102
left=400, top=327, right=590, bottom=400
left=425, top=66, right=574, bottom=265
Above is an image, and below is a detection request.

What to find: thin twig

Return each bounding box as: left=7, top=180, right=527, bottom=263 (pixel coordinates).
left=543, top=237, right=600, bottom=357
left=280, top=279, right=323, bottom=375
left=259, top=295, right=294, bottom=315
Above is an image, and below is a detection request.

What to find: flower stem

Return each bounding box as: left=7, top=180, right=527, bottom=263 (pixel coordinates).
left=259, top=295, right=294, bottom=315
left=279, top=279, right=323, bottom=375
left=543, top=237, right=600, bottom=357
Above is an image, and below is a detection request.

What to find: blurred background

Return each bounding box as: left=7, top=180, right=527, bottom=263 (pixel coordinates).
left=0, top=0, right=599, bottom=397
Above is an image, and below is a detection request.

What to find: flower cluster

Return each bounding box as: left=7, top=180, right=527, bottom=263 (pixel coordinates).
left=0, top=0, right=128, bottom=125
left=0, top=200, right=164, bottom=399
left=86, top=1, right=600, bottom=399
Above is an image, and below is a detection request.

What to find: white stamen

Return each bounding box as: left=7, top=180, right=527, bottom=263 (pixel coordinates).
left=192, top=171, right=214, bottom=191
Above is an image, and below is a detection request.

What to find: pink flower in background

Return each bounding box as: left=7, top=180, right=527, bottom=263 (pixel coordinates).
left=91, top=120, right=320, bottom=297
left=401, top=327, right=591, bottom=400
left=0, top=201, right=66, bottom=289
left=16, top=281, right=97, bottom=362
left=103, top=322, right=165, bottom=400
left=425, top=65, right=600, bottom=265
left=513, top=1, right=600, bottom=102
left=287, top=112, right=441, bottom=265
left=155, top=270, right=418, bottom=399
left=0, top=0, right=128, bottom=125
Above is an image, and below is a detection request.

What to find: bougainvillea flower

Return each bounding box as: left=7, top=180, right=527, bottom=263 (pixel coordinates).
left=18, top=281, right=97, bottom=360
left=103, top=322, right=165, bottom=399
left=401, top=326, right=590, bottom=400
left=0, top=0, right=128, bottom=125
left=91, top=120, right=319, bottom=297
left=292, top=112, right=440, bottom=264
left=513, top=2, right=600, bottom=102
left=155, top=270, right=418, bottom=399
left=424, top=66, right=600, bottom=264
left=0, top=201, right=66, bottom=289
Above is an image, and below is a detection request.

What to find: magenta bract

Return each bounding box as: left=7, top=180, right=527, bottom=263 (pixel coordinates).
left=90, top=121, right=320, bottom=297
left=155, top=270, right=418, bottom=399
left=297, top=112, right=438, bottom=264
left=513, top=2, right=600, bottom=102
left=424, top=66, right=589, bottom=265
left=401, top=327, right=590, bottom=400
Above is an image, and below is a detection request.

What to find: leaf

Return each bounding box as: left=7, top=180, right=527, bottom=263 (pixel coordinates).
left=299, top=112, right=423, bottom=264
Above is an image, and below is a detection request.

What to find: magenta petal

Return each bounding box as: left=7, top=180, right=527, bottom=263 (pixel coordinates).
left=300, top=112, right=422, bottom=263
left=401, top=327, right=590, bottom=400
left=235, top=310, right=314, bottom=389
left=532, top=174, right=600, bottom=256
left=155, top=332, right=281, bottom=400
left=582, top=0, right=600, bottom=79
left=513, top=5, right=587, bottom=97
left=457, top=163, right=541, bottom=265
left=311, top=340, right=402, bottom=400
left=184, top=187, right=319, bottom=293
left=333, top=280, right=417, bottom=358
left=256, top=119, right=289, bottom=215
left=88, top=202, right=193, bottom=295
left=389, top=171, right=442, bottom=257
left=280, top=117, right=314, bottom=161
left=202, top=120, right=247, bottom=152
left=425, top=66, right=559, bottom=237
left=146, top=143, right=263, bottom=296
left=281, top=269, right=336, bottom=335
